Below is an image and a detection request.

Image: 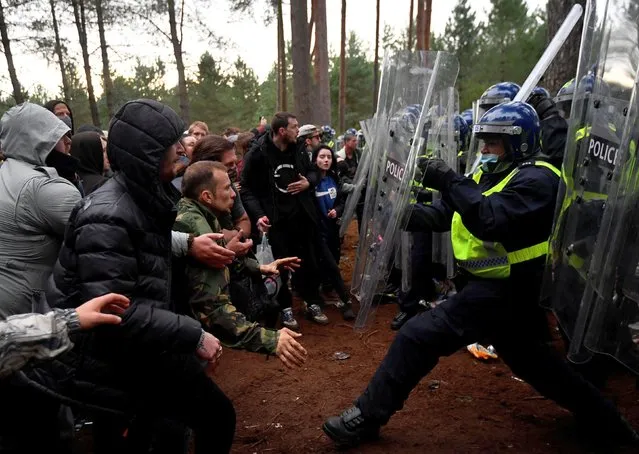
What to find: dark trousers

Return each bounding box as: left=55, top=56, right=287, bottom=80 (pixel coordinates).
left=398, top=232, right=435, bottom=313
left=269, top=214, right=322, bottom=308
left=0, top=377, right=73, bottom=454
left=357, top=277, right=625, bottom=428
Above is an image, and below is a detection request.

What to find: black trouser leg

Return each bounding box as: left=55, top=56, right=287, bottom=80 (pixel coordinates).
left=398, top=232, right=434, bottom=313
left=356, top=280, right=504, bottom=424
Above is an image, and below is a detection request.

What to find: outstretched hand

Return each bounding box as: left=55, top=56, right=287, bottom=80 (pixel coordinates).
left=276, top=328, right=307, bottom=368
left=76, top=293, right=130, bottom=329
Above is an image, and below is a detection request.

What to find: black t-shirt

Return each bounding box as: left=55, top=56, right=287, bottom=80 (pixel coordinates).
left=268, top=146, right=301, bottom=220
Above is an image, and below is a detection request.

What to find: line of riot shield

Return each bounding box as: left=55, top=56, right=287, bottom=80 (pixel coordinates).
left=576, top=67, right=639, bottom=374
left=338, top=118, right=375, bottom=238
left=353, top=51, right=459, bottom=330
left=351, top=52, right=397, bottom=297
left=543, top=0, right=639, bottom=369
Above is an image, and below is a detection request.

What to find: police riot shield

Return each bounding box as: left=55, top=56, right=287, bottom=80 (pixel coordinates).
left=353, top=51, right=459, bottom=329
left=338, top=118, right=374, bottom=238
left=543, top=0, right=639, bottom=368
left=575, top=67, right=639, bottom=373
left=428, top=87, right=458, bottom=278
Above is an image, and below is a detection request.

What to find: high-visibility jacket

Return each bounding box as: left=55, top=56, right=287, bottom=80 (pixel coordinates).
left=451, top=161, right=561, bottom=278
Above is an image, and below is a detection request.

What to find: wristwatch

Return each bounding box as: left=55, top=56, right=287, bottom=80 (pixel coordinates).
left=187, top=233, right=196, bottom=253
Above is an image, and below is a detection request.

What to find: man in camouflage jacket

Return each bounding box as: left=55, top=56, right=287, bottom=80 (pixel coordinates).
left=174, top=161, right=307, bottom=367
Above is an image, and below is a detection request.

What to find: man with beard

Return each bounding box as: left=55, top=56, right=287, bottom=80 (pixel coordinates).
left=48, top=99, right=235, bottom=454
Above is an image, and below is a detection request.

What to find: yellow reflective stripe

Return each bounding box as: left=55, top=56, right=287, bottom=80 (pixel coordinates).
left=507, top=241, right=548, bottom=265
left=567, top=251, right=585, bottom=270
left=575, top=126, right=591, bottom=141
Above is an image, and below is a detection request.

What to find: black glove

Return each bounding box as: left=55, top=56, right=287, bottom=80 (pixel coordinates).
left=420, top=158, right=456, bottom=192
left=527, top=93, right=559, bottom=121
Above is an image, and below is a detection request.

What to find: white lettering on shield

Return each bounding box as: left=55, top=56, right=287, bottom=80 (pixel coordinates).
left=588, top=136, right=618, bottom=167
left=385, top=158, right=405, bottom=181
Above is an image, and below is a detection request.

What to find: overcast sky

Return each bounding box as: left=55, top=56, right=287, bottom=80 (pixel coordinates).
left=0, top=0, right=544, bottom=98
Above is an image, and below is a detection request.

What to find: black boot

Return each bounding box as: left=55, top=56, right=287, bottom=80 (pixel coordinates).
left=336, top=300, right=356, bottom=321
left=390, top=311, right=414, bottom=330
left=323, top=406, right=380, bottom=448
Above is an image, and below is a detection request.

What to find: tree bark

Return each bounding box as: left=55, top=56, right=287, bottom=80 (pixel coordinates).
left=545, top=0, right=586, bottom=95
left=167, top=0, right=189, bottom=123
left=49, top=0, right=69, bottom=101
left=95, top=0, right=114, bottom=119
left=276, top=0, right=287, bottom=111
left=71, top=0, right=100, bottom=126
left=0, top=0, right=23, bottom=104
left=313, top=0, right=330, bottom=124
left=424, top=0, right=431, bottom=50
left=338, top=0, right=346, bottom=132
left=373, top=0, right=380, bottom=114
left=408, top=0, right=414, bottom=51
left=290, top=0, right=312, bottom=122
left=415, top=0, right=424, bottom=50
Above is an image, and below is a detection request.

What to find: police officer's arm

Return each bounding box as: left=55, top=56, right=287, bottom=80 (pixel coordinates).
left=442, top=167, right=559, bottom=241
left=405, top=199, right=454, bottom=232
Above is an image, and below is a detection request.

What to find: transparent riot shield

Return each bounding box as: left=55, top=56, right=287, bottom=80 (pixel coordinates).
left=338, top=118, right=375, bottom=238
left=543, top=0, right=639, bottom=368
left=428, top=87, right=458, bottom=278
left=353, top=51, right=459, bottom=329
left=576, top=69, right=639, bottom=373
left=351, top=52, right=396, bottom=296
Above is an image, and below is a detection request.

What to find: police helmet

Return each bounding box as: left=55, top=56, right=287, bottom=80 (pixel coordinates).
left=554, top=78, right=575, bottom=119
left=475, top=101, right=540, bottom=162
left=479, top=82, right=521, bottom=109
left=531, top=86, right=551, bottom=98
left=455, top=115, right=471, bottom=152
left=346, top=127, right=358, bottom=136
left=461, top=108, right=473, bottom=126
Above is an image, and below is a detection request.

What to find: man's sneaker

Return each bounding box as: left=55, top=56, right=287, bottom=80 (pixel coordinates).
left=335, top=301, right=356, bottom=321
left=305, top=303, right=329, bottom=324
left=323, top=406, right=380, bottom=448
left=280, top=308, right=299, bottom=330
left=390, top=311, right=415, bottom=330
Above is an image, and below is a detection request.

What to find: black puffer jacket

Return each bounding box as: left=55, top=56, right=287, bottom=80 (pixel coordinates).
left=48, top=99, right=202, bottom=356
left=240, top=132, right=320, bottom=226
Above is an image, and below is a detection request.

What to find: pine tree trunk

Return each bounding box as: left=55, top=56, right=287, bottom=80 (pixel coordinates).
left=290, top=0, right=312, bottom=122
left=168, top=0, right=189, bottom=123
left=95, top=0, right=114, bottom=119
left=415, top=0, right=424, bottom=50
left=277, top=0, right=287, bottom=111
left=424, top=0, right=431, bottom=50
left=545, top=0, right=586, bottom=95
left=71, top=0, right=100, bottom=126
left=338, top=0, right=346, bottom=132
left=408, top=0, right=414, bottom=51
left=313, top=0, right=330, bottom=125
left=0, top=0, right=23, bottom=104
left=373, top=0, right=380, bottom=114
left=49, top=0, right=69, bottom=101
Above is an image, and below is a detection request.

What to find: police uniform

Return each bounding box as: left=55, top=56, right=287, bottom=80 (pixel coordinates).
left=323, top=101, right=637, bottom=448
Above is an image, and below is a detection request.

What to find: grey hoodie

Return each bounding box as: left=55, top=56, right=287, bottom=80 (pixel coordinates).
left=0, top=103, right=81, bottom=318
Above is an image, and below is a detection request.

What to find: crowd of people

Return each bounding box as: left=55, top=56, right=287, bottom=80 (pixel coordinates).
left=0, top=97, right=366, bottom=453
left=0, top=56, right=638, bottom=454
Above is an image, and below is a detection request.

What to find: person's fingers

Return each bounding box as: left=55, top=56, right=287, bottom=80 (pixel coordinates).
left=277, top=353, right=293, bottom=369
left=283, top=347, right=304, bottom=367
left=201, top=232, right=224, bottom=241
left=288, top=345, right=307, bottom=364
left=104, top=303, right=128, bottom=315
left=96, top=313, right=123, bottom=325
left=91, top=293, right=130, bottom=310
left=291, top=340, right=307, bottom=356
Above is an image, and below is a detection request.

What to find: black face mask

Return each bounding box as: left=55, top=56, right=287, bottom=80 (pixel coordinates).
left=45, top=150, right=80, bottom=183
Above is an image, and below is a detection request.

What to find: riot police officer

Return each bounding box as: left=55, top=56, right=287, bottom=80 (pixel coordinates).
left=322, top=101, right=638, bottom=448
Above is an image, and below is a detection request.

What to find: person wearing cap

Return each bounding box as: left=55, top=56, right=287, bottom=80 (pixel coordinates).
left=297, top=124, right=322, bottom=163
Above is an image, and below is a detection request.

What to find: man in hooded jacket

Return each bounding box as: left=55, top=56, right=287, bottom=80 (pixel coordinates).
left=0, top=103, right=82, bottom=319
left=48, top=99, right=235, bottom=453
left=70, top=131, right=109, bottom=194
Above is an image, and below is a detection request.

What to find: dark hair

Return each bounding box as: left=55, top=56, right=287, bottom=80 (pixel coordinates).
left=235, top=132, right=255, bottom=157
left=271, top=112, right=296, bottom=134
left=182, top=161, right=227, bottom=200
left=191, top=135, right=235, bottom=163
left=223, top=127, right=241, bottom=137
left=343, top=132, right=357, bottom=143
left=311, top=144, right=339, bottom=181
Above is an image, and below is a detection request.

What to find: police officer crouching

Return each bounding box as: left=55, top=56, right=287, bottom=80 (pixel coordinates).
left=322, top=101, right=639, bottom=448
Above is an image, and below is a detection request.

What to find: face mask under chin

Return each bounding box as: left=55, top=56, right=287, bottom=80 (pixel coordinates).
left=480, top=154, right=514, bottom=174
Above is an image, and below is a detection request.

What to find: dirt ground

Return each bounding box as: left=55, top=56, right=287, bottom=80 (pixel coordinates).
left=215, top=220, right=639, bottom=454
